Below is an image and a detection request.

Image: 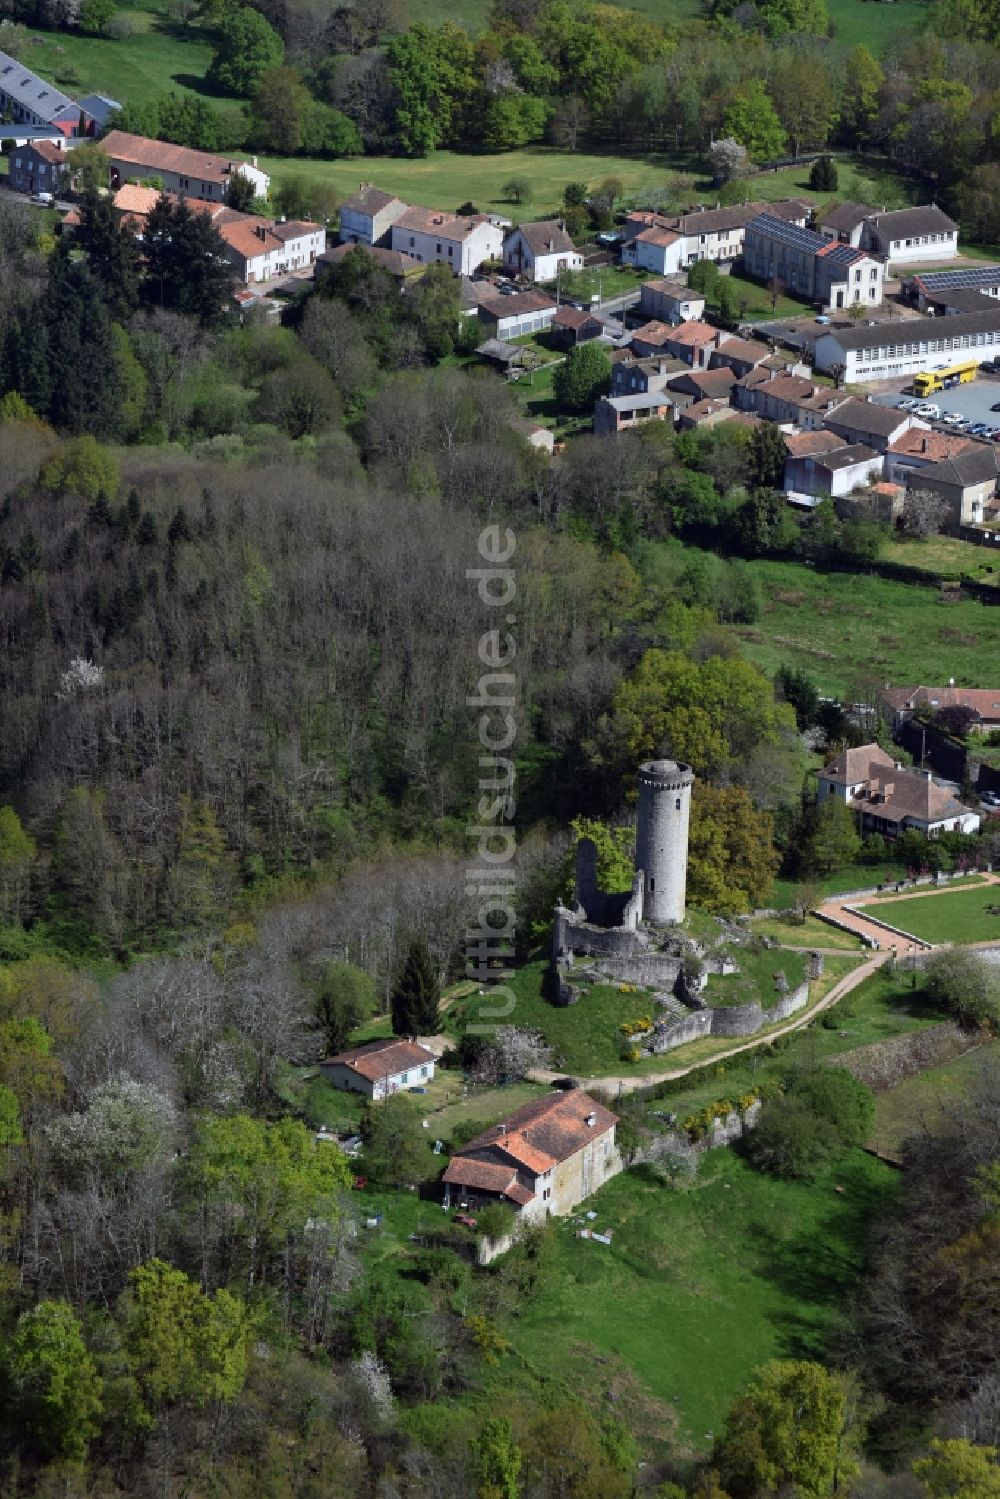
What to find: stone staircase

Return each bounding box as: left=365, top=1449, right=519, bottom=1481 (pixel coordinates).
left=653, top=991, right=690, bottom=1023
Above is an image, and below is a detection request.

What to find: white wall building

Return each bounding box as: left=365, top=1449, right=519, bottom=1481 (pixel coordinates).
left=320, top=1038, right=436, bottom=1100
left=813, top=307, right=1000, bottom=381
left=338, top=184, right=408, bottom=247
left=98, top=129, right=269, bottom=203
left=503, top=219, right=583, bottom=282
left=391, top=207, right=503, bottom=275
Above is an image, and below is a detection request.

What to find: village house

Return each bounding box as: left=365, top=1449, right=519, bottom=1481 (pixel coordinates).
left=817, top=745, right=980, bottom=837
left=594, top=391, right=675, bottom=437
left=390, top=206, right=503, bottom=275
left=611, top=354, right=687, bottom=399
left=638, top=277, right=706, bottom=324
left=318, top=241, right=424, bottom=283
left=338, top=184, right=408, bottom=246
left=502, top=219, right=583, bottom=282
left=654, top=197, right=813, bottom=269
left=881, top=686, right=1000, bottom=735
left=708, top=335, right=771, bottom=378
left=733, top=371, right=846, bottom=429
left=631, top=320, right=730, bottom=367
left=677, top=398, right=757, bottom=431
left=783, top=429, right=848, bottom=462
left=884, top=429, right=977, bottom=486
left=812, top=306, right=1000, bottom=381
left=320, top=1037, right=437, bottom=1100
left=442, top=1090, right=620, bottom=1220
left=784, top=442, right=884, bottom=499
left=213, top=211, right=326, bottom=284
left=667, top=367, right=737, bottom=403
left=742, top=214, right=885, bottom=311
left=624, top=224, right=685, bottom=276
left=99, top=129, right=270, bottom=202
left=824, top=397, right=921, bottom=453
left=8, top=139, right=71, bottom=196
left=550, top=305, right=605, bottom=347
left=902, top=444, right=1000, bottom=527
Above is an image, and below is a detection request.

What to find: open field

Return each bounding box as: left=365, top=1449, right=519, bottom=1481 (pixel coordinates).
left=258, top=149, right=920, bottom=222
left=19, top=8, right=244, bottom=123
left=871, top=1039, right=1000, bottom=1154
left=857, top=884, right=1000, bottom=945
left=735, top=557, right=1000, bottom=697
left=507, top=1147, right=897, bottom=1454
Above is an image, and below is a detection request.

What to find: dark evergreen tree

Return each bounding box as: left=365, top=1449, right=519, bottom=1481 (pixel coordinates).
left=44, top=246, right=124, bottom=437
left=73, top=191, right=142, bottom=319
left=2, top=296, right=51, bottom=416
left=748, top=421, right=788, bottom=489
left=809, top=154, right=838, bottom=191
left=390, top=938, right=440, bottom=1037
left=142, top=197, right=235, bottom=326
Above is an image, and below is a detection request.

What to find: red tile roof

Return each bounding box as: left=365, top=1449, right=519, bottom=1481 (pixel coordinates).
left=100, top=129, right=256, bottom=188
left=322, top=1037, right=435, bottom=1083
left=821, top=743, right=897, bottom=785
left=882, top=686, right=1000, bottom=720
left=460, top=1090, right=617, bottom=1166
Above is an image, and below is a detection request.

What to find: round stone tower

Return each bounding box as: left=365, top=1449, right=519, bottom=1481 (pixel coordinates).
left=635, top=759, right=694, bottom=925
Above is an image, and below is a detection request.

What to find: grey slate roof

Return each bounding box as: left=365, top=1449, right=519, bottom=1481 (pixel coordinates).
left=341, top=184, right=404, bottom=216
left=817, top=442, right=882, bottom=472
left=818, top=201, right=873, bottom=234
left=826, top=398, right=911, bottom=438
left=911, top=445, right=1000, bottom=488
left=511, top=218, right=577, bottom=256
left=868, top=204, right=958, bottom=240
left=819, top=306, right=1000, bottom=351
left=0, top=50, right=78, bottom=124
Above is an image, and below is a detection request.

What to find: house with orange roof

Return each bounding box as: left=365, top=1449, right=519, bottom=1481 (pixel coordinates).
left=884, top=428, right=976, bottom=487
left=211, top=209, right=325, bottom=284
left=442, top=1089, right=620, bottom=1219
left=100, top=129, right=269, bottom=202
left=320, top=1037, right=436, bottom=1100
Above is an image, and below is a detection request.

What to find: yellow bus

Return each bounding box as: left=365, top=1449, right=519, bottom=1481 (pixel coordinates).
left=913, top=357, right=980, bottom=397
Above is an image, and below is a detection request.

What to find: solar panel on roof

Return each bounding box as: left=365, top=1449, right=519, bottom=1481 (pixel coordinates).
left=918, top=266, right=1000, bottom=291
left=748, top=214, right=827, bottom=255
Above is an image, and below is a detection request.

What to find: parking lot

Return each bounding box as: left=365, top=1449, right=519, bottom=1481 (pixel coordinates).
left=872, top=376, right=1000, bottom=433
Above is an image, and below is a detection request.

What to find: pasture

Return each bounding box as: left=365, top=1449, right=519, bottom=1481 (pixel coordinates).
left=736, top=557, right=1000, bottom=698
left=507, top=1147, right=897, bottom=1454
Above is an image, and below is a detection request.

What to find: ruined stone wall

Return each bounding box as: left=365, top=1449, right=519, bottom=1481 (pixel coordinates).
left=646, top=980, right=811, bottom=1054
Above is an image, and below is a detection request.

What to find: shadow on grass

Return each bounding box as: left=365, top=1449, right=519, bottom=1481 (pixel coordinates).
left=745, top=1152, right=899, bottom=1361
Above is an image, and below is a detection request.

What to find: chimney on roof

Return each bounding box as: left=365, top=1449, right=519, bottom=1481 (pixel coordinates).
left=922, top=437, right=928, bottom=452
left=256, top=224, right=266, bottom=241
left=949, top=677, right=955, bottom=686
left=585, top=1112, right=596, bottom=1127
left=923, top=769, right=933, bottom=781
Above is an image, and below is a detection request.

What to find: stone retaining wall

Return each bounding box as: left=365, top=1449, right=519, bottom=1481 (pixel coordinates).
left=646, top=980, right=811, bottom=1054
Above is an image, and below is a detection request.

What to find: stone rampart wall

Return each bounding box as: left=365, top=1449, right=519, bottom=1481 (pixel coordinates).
left=647, top=980, right=810, bottom=1054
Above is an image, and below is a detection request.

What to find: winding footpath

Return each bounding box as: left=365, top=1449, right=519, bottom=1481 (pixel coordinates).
left=526, top=952, right=886, bottom=1096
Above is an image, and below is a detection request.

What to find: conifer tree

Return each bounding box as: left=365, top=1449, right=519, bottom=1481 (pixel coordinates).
left=390, top=938, right=439, bottom=1037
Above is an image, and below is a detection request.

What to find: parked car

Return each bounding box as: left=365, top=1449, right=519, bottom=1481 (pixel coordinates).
left=29, top=192, right=53, bottom=206
left=981, top=791, right=1000, bottom=807
left=970, top=422, right=992, bottom=436
left=940, top=411, right=964, bottom=426
left=454, top=1213, right=478, bottom=1228
left=898, top=396, right=918, bottom=410
left=914, top=403, right=941, bottom=418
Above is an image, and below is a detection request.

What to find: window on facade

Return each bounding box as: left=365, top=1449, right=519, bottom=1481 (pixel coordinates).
left=675, top=797, right=681, bottom=810
left=410, top=236, right=415, bottom=247
left=436, top=242, right=441, bottom=253
left=400, top=1072, right=408, bottom=1084
left=420, top=1066, right=428, bottom=1077
left=543, top=1188, right=551, bottom=1200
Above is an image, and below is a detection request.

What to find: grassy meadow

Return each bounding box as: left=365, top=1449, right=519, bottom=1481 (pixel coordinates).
left=507, top=1147, right=897, bottom=1454
left=735, top=557, right=1000, bottom=698
left=857, top=884, right=1000, bottom=944
left=19, top=7, right=244, bottom=123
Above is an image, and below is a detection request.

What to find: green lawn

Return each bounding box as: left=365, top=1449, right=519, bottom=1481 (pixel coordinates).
left=716, top=270, right=815, bottom=321
left=871, top=1038, right=1000, bottom=1155
left=507, top=1147, right=897, bottom=1455
left=22, top=8, right=244, bottom=123
left=750, top=912, right=863, bottom=950
left=878, top=531, right=1000, bottom=585
left=736, top=556, right=1000, bottom=698
left=704, top=947, right=807, bottom=1008
left=258, top=145, right=680, bottom=220
left=769, top=864, right=913, bottom=908
left=856, top=884, right=1000, bottom=944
